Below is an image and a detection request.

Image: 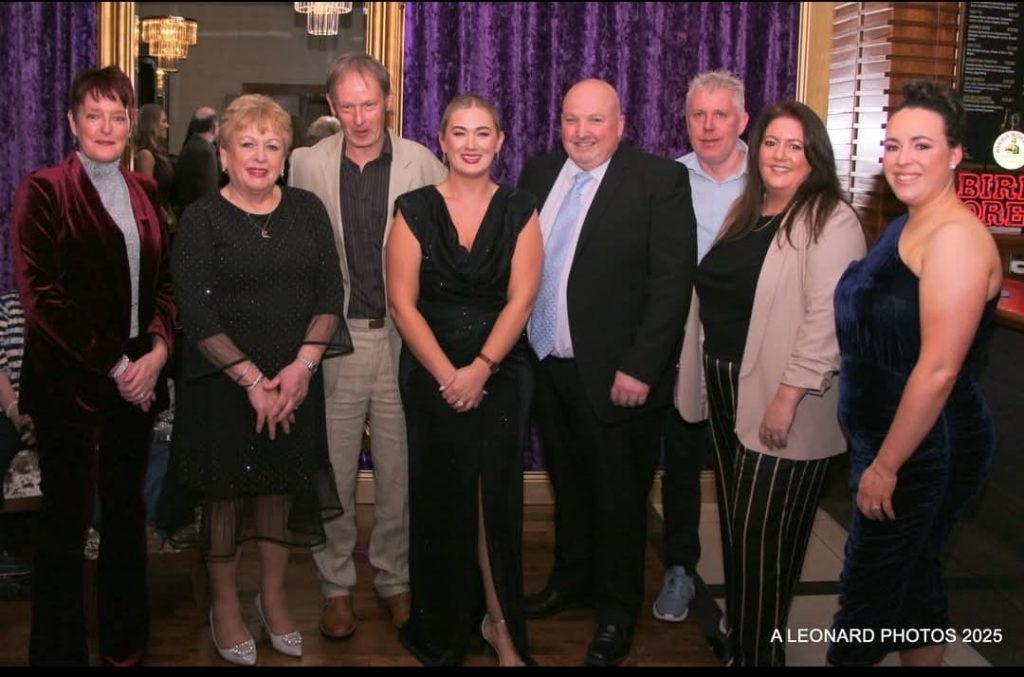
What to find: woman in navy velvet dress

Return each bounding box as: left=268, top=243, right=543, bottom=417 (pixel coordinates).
left=829, top=81, right=1003, bottom=666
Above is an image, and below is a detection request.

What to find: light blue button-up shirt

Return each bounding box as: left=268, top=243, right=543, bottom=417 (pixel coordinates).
left=676, top=140, right=748, bottom=263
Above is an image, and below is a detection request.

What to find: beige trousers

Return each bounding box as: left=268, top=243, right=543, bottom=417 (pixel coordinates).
left=313, top=322, right=409, bottom=598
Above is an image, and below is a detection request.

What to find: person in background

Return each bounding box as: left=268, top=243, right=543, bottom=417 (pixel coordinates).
left=288, top=51, right=446, bottom=639
left=0, top=290, right=34, bottom=583
left=518, top=78, right=696, bottom=667
left=307, top=115, right=342, bottom=144
left=10, top=65, right=176, bottom=666
left=135, top=102, right=175, bottom=230
left=158, top=94, right=350, bottom=666
left=0, top=290, right=34, bottom=504
left=387, top=94, right=541, bottom=667
left=675, top=100, right=865, bottom=666
left=171, top=106, right=220, bottom=221
left=654, top=69, right=750, bottom=627
left=828, top=81, right=1002, bottom=667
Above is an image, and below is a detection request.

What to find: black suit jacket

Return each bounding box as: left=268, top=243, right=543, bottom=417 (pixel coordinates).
left=518, top=144, right=696, bottom=423
left=171, top=135, right=219, bottom=219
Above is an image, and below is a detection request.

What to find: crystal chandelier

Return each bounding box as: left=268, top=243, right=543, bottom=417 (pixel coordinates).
left=139, top=15, right=198, bottom=73
left=294, top=2, right=354, bottom=36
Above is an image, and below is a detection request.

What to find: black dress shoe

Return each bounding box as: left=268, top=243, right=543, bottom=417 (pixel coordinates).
left=522, top=586, right=591, bottom=619
left=584, top=624, right=632, bottom=666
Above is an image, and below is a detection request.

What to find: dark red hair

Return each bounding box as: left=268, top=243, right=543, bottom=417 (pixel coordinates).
left=68, top=65, right=136, bottom=122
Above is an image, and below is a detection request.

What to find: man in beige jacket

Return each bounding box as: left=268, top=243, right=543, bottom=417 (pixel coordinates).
left=289, top=52, right=446, bottom=639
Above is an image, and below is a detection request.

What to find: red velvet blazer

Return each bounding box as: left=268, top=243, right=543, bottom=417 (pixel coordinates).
left=10, top=152, right=176, bottom=416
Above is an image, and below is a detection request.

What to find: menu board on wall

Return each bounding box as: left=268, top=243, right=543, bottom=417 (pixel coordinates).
left=958, top=1, right=1024, bottom=167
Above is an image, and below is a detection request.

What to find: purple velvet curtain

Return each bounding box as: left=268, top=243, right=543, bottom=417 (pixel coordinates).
left=403, top=2, right=800, bottom=470
left=0, top=2, right=96, bottom=291
left=403, top=2, right=801, bottom=186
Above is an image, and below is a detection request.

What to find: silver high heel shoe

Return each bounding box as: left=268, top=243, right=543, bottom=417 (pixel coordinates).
left=255, top=593, right=303, bottom=657
left=209, top=608, right=257, bottom=666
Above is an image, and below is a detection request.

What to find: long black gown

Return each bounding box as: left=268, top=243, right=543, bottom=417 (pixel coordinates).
left=828, top=214, right=997, bottom=665
left=396, top=185, right=535, bottom=666
left=158, top=187, right=350, bottom=559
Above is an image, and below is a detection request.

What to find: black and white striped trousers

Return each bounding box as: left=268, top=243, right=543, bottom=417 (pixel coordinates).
left=704, top=354, right=830, bottom=667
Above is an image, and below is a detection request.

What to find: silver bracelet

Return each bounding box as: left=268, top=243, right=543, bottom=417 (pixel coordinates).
left=245, top=373, right=265, bottom=392
left=109, top=354, right=130, bottom=381
left=295, top=357, right=318, bottom=374
left=235, top=361, right=253, bottom=384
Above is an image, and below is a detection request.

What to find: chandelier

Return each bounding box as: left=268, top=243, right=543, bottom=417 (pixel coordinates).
left=139, top=15, right=198, bottom=73
left=294, top=2, right=354, bottom=36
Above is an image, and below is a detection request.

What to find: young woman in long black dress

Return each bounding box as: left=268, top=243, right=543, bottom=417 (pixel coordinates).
left=386, top=95, right=542, bottom=666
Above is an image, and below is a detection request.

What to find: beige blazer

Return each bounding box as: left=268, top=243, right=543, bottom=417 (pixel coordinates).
left=288, top=130, right=447, bottom=359
left=675, top=202, right=866, bottom=461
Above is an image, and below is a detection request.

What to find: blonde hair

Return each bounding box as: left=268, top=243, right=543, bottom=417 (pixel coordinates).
left=218, top=94, right=293, bottom=152
left=439, top=94, right=503, bottom=136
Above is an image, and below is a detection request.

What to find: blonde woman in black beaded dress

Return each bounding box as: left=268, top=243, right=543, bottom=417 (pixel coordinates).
left=159, top=94, right=351, bottom=665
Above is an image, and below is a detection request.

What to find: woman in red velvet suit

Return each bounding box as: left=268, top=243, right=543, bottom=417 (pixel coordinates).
left=10, top=66, right=176, bottom=666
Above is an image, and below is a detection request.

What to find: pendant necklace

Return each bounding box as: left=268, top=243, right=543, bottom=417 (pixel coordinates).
left=245, top=210, right=273, bottom=239
left=228, top=186, right=275, bottom=239
left=754, top=208, right=787, bottom=233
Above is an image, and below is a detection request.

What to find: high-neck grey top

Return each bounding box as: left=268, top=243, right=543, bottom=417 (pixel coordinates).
left=79, top=151, right=141, bottom=337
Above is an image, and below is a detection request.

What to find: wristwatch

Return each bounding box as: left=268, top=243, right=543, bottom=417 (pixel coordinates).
left=477, top=352, right=500, bottom=374
left=296, top=357, right=319, bottom=374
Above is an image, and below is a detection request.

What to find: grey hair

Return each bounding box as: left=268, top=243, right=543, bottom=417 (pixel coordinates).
left=686, top=69, right=746, bottom=112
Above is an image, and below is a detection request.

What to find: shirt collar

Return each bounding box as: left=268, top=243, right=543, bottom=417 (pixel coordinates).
left=341, top=133, right=393, bottom=166
left=679, top=139, right=748, bottom=183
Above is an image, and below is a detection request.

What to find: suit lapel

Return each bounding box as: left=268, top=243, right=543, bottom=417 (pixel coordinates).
left=739, top=218, right=804, bottom=377
left=573, top=147, right=627, bottom=258
left=385, top=131, right=409, bottom=243
left=534, top=156, right=564, bottom=210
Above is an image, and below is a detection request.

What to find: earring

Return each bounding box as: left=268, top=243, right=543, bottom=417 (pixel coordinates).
left=949, top=164, right=957, bottom=170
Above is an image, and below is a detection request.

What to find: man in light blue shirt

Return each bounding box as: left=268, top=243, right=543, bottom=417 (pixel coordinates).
left=654, top=70, right=749, bottom=628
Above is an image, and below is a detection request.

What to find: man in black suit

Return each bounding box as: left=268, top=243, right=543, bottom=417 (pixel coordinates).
left=518, top=79, right=696, bottom=666
left=170, top=106, right=220, bottom=220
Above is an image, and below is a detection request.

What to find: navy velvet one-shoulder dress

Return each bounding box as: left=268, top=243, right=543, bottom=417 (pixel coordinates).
left=828, top=214, right=997, bottom=665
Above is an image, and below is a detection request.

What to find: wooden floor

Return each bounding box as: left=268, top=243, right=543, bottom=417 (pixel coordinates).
left=0, top=504, right=719, bottom=667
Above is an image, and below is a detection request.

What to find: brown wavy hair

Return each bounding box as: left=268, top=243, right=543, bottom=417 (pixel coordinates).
left=718, top=100, right=849, bottom=246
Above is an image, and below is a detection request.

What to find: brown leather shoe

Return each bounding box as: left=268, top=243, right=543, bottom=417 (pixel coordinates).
left=382, top=591, right=411, bottom=628
left=319, top=595, right=357, bottom=640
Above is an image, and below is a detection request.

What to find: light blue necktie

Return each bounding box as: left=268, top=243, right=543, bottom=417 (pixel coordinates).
left=529, top=171, right=594, bottom=359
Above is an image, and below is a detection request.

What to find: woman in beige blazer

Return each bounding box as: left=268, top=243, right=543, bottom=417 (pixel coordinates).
left=674, top=101, right=865, bottom=666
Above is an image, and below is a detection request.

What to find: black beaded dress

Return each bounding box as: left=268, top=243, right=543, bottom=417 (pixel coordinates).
left=395, top=185, right=535, bottom=666
left=157, top=187, right=350, bottom=559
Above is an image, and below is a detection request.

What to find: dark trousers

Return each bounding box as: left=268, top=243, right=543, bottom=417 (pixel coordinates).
left=705, top=354, right=829, bottom=667
left=533, top=356, right=661, bottom=628
left=660, top=409, right=705, bottom=573
left=29, top=402, right=154, bottom=666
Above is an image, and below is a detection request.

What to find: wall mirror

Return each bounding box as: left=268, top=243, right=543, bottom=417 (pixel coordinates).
left=98, top=1, right=405, bottom=157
